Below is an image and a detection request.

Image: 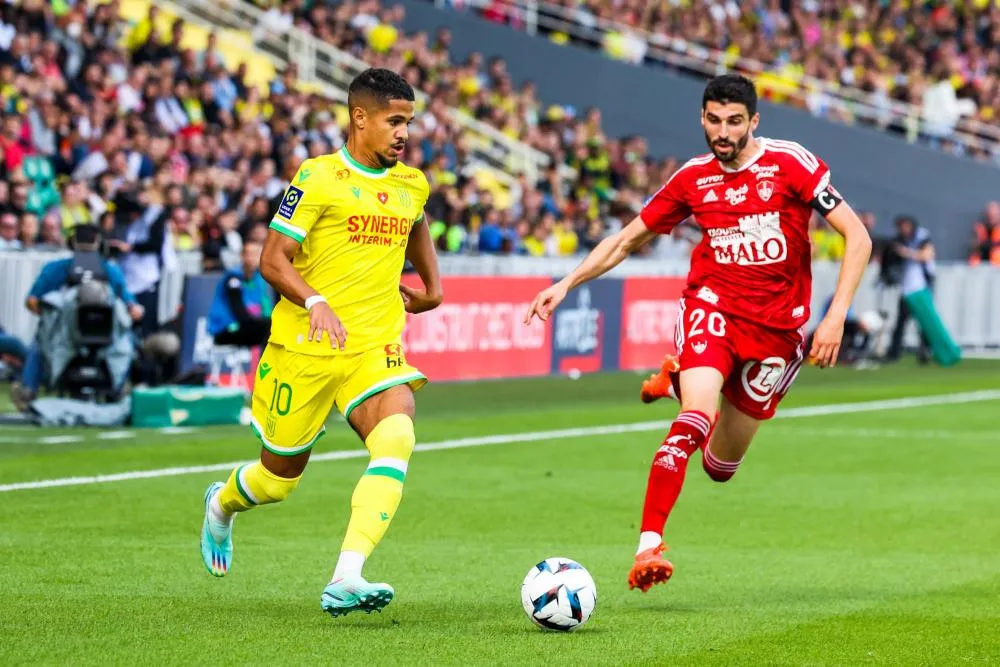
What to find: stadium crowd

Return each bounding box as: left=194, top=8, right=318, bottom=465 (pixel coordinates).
left=459, top=0, right=1000, bottom=163
left=0, top=0, right=997, bottom=277
left=249, top=0, right=1000, bottom=264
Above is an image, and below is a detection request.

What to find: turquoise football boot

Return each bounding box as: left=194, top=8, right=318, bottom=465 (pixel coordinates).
left=321, top=576, right=394, bottom=617
left=200, top=481, right=233, bottom=577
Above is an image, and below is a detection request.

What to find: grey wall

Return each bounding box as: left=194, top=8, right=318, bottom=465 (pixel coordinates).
left=393, top=0, right=999, bottom=259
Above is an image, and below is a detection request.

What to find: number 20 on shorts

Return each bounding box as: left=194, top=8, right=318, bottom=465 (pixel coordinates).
left=688, top=308, right=727, bottom=338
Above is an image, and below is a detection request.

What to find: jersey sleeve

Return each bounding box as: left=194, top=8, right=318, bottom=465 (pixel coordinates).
left=269, top=159, right=328, bottom=243
left=639, top=173, right=691, bottom=234
left=414, top=170, right=431, bottom=224
left=779, top=143, right=843, bottom=216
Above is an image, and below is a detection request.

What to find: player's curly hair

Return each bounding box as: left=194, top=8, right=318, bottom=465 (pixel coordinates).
left=348, top=68, right=415, bottom=111
left=703, top=74, right=757, bottom=117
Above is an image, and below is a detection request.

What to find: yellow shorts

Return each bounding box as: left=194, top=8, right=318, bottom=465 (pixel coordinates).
left=249, top=342, right=426, bottom=456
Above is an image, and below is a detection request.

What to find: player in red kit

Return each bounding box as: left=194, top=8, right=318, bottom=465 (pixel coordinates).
left=523, top=74, right=872, bottom=592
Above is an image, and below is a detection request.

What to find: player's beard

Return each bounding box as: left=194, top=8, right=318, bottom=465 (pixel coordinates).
left=376, top=151, right=398, bottom=168
left=705, top=130, right=749, bottom=164
left=377, top=143, right=405, bottom=168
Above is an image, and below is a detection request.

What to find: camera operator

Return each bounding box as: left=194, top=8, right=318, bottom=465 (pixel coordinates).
left=13, top=224, right=143, bottom=409
left=884, top=215, right=936, bottom=363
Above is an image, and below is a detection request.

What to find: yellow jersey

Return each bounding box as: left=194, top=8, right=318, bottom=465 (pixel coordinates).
left=267, top=147, right=430, bottom=356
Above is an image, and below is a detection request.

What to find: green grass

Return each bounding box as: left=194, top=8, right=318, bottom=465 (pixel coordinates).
left=1, top=360, right=999, bottom=665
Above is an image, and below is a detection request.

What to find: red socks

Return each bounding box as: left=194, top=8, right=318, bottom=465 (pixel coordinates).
left=639, top=410, right=713, bottom=535
left=703, top=445, right=741, bottom=482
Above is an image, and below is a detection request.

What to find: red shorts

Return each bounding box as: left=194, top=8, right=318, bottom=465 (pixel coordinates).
left=671, top=296, right=806, bottom=420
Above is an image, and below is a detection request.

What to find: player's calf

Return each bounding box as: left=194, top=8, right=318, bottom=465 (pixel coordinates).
left=217, top=460, right=302, bottom=514
left=699, top=396, right=760, bottom=483
left=702, top=446, right=742, bottom=482
left=334, top=412, right=415, bottom=582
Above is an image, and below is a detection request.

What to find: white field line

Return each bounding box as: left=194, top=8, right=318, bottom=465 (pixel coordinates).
left=770, top=426, right=996, bottom=440
left=0, top=389, right=997, bottom=494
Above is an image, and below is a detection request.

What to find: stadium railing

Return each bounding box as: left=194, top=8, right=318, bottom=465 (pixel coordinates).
left=428, top=0, right=1000, bottom=163
left=3, top=250, right=999, bottom=355
left=162, top=0, right=562, bottom=185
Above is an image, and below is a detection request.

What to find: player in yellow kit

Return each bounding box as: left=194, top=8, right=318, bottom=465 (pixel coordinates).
left=199, top=69, right=443, bottom=617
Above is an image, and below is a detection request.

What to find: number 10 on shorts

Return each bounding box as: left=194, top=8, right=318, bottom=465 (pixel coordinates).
left=266, top=378, right=293, bottom=437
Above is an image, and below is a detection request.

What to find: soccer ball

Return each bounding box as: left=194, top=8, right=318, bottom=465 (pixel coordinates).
left=520, top=557, right=597, bottom=631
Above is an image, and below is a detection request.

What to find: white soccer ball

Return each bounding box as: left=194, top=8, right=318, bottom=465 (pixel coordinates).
left=520, top=557, right=597, bottom=631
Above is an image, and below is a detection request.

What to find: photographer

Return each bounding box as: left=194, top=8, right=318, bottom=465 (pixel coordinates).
left=884, top=215, right=936, bottom=363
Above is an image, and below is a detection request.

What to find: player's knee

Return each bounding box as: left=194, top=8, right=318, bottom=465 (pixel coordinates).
left=702, top=448, right=740, bottom=483
left=366, top=413, right=416, bottom=462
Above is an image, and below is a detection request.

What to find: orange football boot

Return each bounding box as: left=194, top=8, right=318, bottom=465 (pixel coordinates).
left=640, top=355, right=681, bottom=404
left=627, top=543, right=675, bottom=592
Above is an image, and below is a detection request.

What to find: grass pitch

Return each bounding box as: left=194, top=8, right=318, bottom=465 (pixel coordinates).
left=1, top=360, right=999, bottom=665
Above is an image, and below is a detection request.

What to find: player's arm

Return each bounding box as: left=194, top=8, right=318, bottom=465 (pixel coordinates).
left=260, top=229, right=346, bottom=350
left=523, top=217, right=655, bottom=324
left=400, top=211, right=443, bottom=314
left=524, top=173, right=688, bottom=325
left=564, top=217, right=656, bottom=291
left=808, top=184, right=873, bottom=368
left=262, top=163, right=348, bottom=349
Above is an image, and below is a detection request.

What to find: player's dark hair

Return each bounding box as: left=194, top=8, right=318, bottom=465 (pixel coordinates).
left=703, top=74, right=757, bottom=117
left=347, top=68, right=415, bottom=112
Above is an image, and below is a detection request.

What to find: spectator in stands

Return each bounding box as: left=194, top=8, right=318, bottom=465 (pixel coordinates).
left=0, top=211, right=20, bottom=249
left=207, top=240, right=272, bottom=348
left=970, top=201, right=1000, bottom=265
left=114, top=189, right=171, bottom=338
left=885, top=215, right=936, bottom=364
left=36, top=211, right=65, bottom=251
left=19, top=212, right=38, bottom=249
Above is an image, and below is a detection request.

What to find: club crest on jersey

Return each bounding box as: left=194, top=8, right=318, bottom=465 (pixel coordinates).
left=725, top=184, right=748, bottom=206
left=335, top=168, right=351, bottom=181
left=396, top=188, right=411, bottom=208
left=692, top=341, right=708, bottom=354
left=277, top=185, right=304, bottom=220
left=377, top=192, right=389, bottom=205
left=757, top=180, right=774, bottom=202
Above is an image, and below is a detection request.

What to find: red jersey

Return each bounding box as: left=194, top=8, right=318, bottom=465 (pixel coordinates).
left=641, top=138, right=833, bottom=331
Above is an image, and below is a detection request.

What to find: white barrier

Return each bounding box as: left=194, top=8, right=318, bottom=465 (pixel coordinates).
left=2, top=250, right=998, bottom=352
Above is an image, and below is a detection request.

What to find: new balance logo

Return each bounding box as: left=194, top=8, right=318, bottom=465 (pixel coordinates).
left=703, top=189, right=718, bottom=203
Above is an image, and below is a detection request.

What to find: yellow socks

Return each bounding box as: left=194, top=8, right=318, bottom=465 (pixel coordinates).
left=335, top=414, right=415, bottom=578
left=216, top=461, right=301, bottom=514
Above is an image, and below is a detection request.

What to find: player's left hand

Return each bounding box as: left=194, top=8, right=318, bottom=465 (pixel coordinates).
left=399, top=283, right=442, bottom=314
left=809, top=315, right=844, bottom=368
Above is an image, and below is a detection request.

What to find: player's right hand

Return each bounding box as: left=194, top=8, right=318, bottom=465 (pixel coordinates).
left=308, top=302, right=347, bottom=350
left=523, top=282, right=569, bottom=325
